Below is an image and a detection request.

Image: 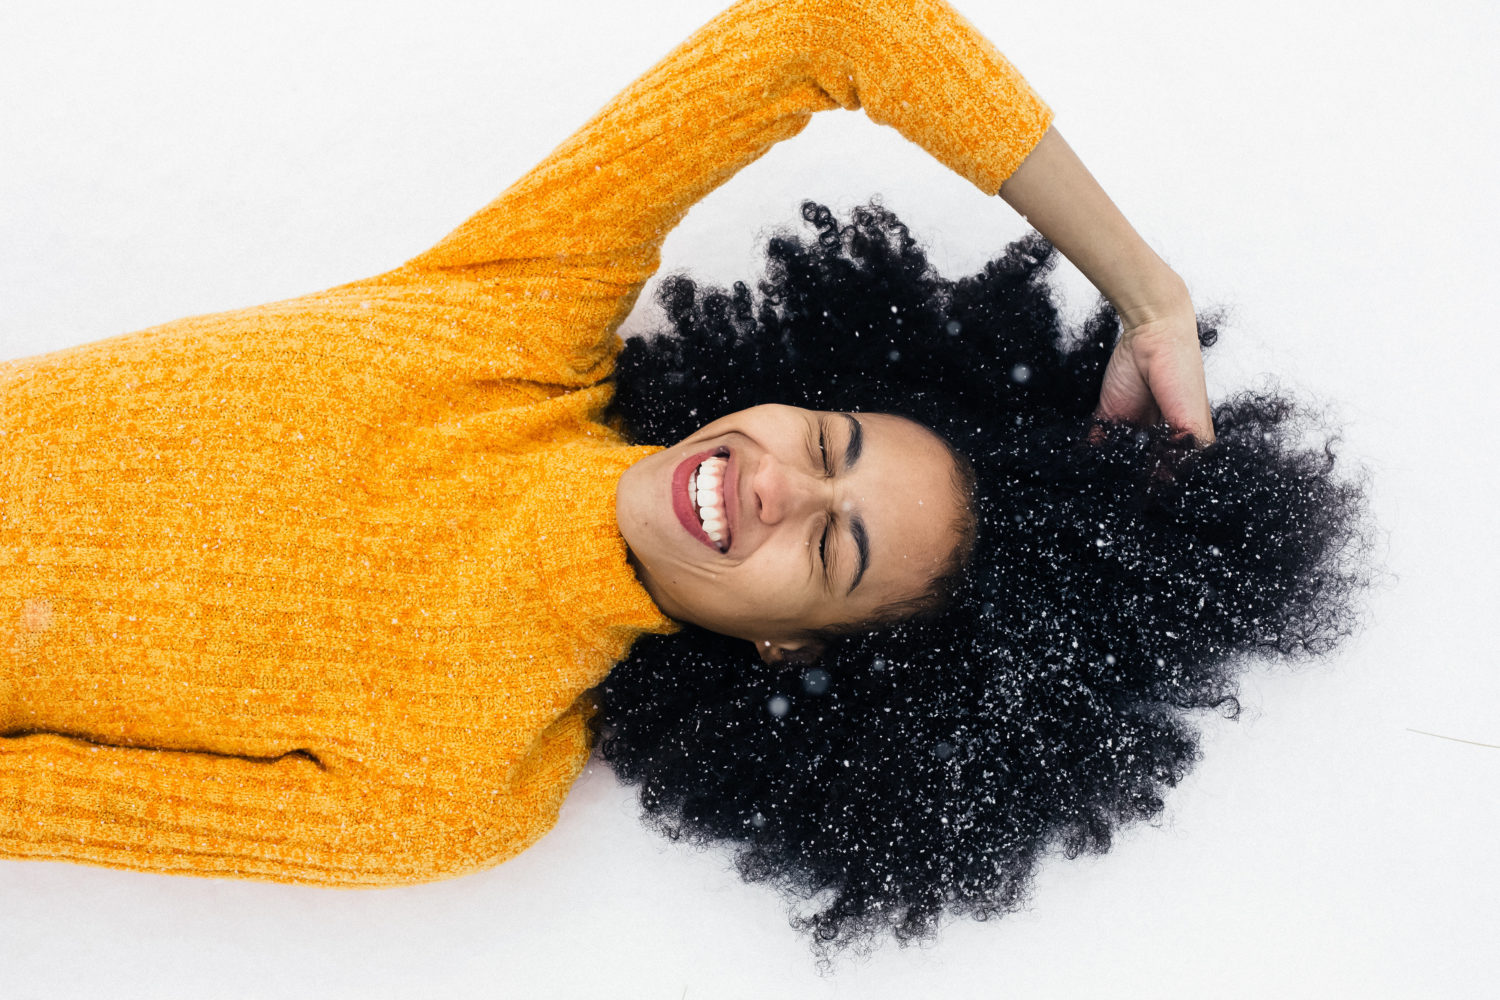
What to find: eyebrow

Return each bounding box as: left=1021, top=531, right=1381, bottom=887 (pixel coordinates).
left=839, top=412, right=870, bottom=595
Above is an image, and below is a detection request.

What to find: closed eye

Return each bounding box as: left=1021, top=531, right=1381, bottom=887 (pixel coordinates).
left=817, top=418, right=834, bottom=577
left=809, top=415, right=844, bottom=587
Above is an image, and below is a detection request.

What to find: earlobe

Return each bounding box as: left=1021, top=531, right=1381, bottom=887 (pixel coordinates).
left=751, top=638, right=826, bottom=667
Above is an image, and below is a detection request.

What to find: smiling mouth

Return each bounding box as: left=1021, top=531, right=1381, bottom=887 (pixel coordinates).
left=690, top=455, right=732, bottom=542
left=672, top=446, right=734, bottom=553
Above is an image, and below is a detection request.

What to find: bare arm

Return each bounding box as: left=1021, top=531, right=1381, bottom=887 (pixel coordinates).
left=999, top=127, right=1215, bottom=445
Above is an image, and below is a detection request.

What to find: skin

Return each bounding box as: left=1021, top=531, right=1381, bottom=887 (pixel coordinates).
left=999, top=127, right=1215, bottom=446
left=615, top=133, right=1214, bottom=666
left=615, top=404, right=966, bottom=665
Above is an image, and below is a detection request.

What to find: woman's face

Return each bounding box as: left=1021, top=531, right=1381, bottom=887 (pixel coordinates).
left=616, top=404, right=967, bottom=662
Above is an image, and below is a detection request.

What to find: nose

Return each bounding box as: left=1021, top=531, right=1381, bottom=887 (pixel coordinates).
left=752, top=451, right=829, bottom=526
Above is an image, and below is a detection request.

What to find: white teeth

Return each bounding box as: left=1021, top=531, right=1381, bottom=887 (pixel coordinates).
left=692, top=455, right=730, bottom=546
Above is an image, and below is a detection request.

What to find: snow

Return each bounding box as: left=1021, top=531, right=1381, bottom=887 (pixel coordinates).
left=3, top=0, right=1498, bottom=997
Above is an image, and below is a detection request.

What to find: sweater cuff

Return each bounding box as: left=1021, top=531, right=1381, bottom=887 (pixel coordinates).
left=803, top=0, right=1054, bottom=194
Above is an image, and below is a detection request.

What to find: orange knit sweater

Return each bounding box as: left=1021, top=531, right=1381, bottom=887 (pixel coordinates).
left=0, top=0, right=1051, bottom=884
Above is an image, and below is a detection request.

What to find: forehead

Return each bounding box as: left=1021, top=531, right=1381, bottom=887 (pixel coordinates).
left=836, top=411, right=964, bottom=608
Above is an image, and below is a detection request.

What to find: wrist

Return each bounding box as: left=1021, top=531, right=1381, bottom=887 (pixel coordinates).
left=1113, top=269, right=1191, bottom=331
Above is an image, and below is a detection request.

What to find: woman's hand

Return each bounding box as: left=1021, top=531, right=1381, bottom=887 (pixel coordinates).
left=1094, top=299, right=1216, bottom=446
left=998, top=127, right=1214, bottom=446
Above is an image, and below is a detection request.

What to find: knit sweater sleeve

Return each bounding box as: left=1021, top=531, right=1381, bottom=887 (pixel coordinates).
left=0, top=729, right=549, bottom=885
left=1, top=734, right=362, bottom=883
left=402, top=0, right=1051, bottom=277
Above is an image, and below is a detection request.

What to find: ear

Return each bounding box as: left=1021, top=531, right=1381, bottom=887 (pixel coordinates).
left=751, top=637, right=827, bottom=667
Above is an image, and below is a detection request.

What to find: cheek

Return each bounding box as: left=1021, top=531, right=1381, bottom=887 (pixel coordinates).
left=649, top=553, right=730, bottom=591
left=735, top=552, right=811, bottom=613
left=664, top=551, right=777, bottom=607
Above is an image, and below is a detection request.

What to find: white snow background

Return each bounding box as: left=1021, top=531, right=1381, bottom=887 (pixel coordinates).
left=2, top=0, right=1496, bottom=997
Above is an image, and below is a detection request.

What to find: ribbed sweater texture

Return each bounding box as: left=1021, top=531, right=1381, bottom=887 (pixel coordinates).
left=1, top=0, right=1051, bottom=885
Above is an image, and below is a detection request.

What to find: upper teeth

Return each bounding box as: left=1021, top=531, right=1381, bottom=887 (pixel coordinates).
left=690, top=456, right=728, bottom=543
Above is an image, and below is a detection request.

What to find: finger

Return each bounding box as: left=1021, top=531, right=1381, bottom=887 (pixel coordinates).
left=1146, top=347, right=1214, bottom=445
left=1092, top=398, right=1159, bottom=428
left=1094, top=352, right=1157, bottom=427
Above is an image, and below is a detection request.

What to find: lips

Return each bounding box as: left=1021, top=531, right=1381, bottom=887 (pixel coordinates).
left=672, top=446, right=736, bottom=553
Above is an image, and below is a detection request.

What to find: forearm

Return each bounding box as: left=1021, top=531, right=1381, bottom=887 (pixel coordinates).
left=998, top=127, right=1189, bottom=328
left=1002, top=127, right=1214, bottom=443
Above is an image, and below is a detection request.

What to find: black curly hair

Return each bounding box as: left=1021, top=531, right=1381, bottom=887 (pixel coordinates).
left=597, top=200, right=1373, bottom=959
